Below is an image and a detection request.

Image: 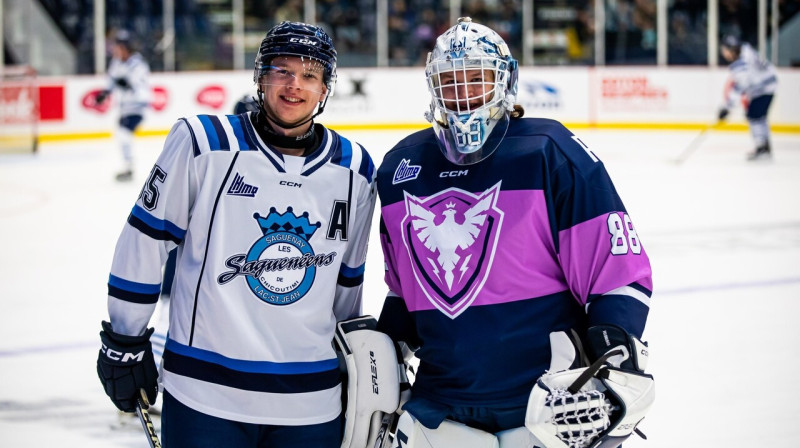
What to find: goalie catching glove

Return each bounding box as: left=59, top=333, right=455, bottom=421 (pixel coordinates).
left=97, top=321, right=159, bottom=412
left=525, top=326, right=655, bottom=448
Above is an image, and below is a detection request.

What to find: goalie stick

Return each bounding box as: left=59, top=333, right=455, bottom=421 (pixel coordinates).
left=135, top=389, right=162, bottom=448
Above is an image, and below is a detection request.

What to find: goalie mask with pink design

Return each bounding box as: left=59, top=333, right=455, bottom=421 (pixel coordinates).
left=424, top=17, right=519, bottom=165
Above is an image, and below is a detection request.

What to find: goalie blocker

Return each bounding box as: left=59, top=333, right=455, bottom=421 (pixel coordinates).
left=334, top=316, right=408, bottom=448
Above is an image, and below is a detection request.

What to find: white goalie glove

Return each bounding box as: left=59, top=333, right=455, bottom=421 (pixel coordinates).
left=525, top=326, right=655, bottom=448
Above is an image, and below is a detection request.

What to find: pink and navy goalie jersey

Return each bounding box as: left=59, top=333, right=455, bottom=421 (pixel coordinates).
left=107, top=113, right=376, bottom=424
left=376, top=118, right=652, bottom=408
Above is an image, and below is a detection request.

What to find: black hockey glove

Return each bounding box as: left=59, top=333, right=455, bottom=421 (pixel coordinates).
left=114, top=77, right=131, bottom=89
left=95, top=90, right=110, bottom=105
left=97, top=321, right=158, bottom=412
left=718, top=108, right=729, bottom=121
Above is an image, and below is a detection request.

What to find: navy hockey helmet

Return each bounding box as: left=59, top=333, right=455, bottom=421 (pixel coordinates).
left=112, top=29, right=133, bottom=51
left=721, top=34, right=742, bottom=52
left=254, top=21, right=338, bottom=95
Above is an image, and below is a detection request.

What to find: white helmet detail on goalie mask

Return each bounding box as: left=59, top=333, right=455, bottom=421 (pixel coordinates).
left=424, top=17, right=519, bottom=165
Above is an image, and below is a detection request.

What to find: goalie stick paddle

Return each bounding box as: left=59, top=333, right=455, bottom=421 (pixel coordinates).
left=135, top=389, right=162, bottom=448
left=672, top=121, right=719, bottom=165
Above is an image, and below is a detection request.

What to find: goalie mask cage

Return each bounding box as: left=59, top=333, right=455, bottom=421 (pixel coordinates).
left=1, top=65, right=39, bottom=154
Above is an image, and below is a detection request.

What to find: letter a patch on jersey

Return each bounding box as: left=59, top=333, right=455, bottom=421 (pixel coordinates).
left=400, top=182, right=504, bottom=319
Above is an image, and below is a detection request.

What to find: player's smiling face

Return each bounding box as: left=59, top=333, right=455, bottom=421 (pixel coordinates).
left=438, top=68, right=495, bottom=113
left=259, top=56, right=327, bottom=128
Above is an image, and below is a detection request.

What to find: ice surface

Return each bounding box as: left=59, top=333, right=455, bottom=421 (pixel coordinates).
left=1, top=127, right=798, bottom=447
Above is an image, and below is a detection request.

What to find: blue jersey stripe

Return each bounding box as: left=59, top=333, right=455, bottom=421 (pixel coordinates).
left=197, top=115, right=219, bottom=149
left=108, top=274, right=161, bottom=304
left=198, top=115, right=230, bottom=151
left=108, top=274, right=162, bottom=295
left=163, top=347, right=341, bottom=394
left=165, top=338, right=339, bottom=374
left=338, top=136, right=353, bottom=168
left=339, top=262, right=365, bottom=278
left=129, top=205, right=186, bottom=242
left=337, top=262, right=365, bottom=287
left=108, top=284, right=160, bottom=304
left=227, top=114, right=251, bottom=150
left=357, top=143, right=375, bottom=183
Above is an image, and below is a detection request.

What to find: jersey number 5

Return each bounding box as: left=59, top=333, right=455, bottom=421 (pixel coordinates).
left=607, top=212, right=641, bottom=255
left=139, top=165, right=167, bottom=211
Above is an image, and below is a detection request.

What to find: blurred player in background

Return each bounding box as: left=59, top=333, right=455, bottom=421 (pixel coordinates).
left=233, top=93, right=260, bottom=114
left=95, top=29, right=151, bottom=181
left=96, top=21, right=377, bottom=447
left=374, top=18, right=655, bottom=448
left=717, top=34, right=778, bottom=161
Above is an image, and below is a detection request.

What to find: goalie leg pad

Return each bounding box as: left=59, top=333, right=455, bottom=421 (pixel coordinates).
left=393, top=412, right=500, bottom=448
left=334, top=316, right=401, bottom=448
left=496, top=427, right=545, bottom=448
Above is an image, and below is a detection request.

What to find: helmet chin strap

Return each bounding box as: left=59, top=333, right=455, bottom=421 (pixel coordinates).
left=254, top=89, right=322, bottom=150
left=257, top=85, right=329, bottom=128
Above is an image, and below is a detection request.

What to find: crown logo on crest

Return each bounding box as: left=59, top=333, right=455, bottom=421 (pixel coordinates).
left=253, top=207, right=321, bottom=240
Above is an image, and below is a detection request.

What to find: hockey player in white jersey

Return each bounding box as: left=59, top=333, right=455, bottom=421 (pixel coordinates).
left=96, top=21, right=377, bottom=447
left=717, top=34, right=778, bottom=161
left=94, top=29, right=151, bottom=181
left=374, top=18, right=655, bottom=448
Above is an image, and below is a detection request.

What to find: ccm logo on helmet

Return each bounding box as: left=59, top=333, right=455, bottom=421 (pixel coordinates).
left=289, top=37, right=317, bottom=46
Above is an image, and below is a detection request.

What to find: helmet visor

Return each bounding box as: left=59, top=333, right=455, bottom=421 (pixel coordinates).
left=257, top=56, right=327, bottom=95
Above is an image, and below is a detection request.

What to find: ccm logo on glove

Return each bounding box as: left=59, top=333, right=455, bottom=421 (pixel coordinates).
left=101, top=344, right=146, bottom=363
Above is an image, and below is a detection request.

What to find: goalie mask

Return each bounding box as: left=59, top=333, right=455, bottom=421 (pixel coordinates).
left=424, top=17, right=519, bottom=165
left=254, top=21, right=338, bottom=124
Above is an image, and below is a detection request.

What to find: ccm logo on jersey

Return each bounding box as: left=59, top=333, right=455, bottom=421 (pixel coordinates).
left=440, top=170, right=469, bottom=178
left=101, top=344, right=145, bottom=364
left=280, top=181, right=302, bottom=188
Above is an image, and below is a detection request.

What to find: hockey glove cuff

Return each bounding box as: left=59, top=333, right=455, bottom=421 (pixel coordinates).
left=585, top=325, right=655, bottom=448
left=97, top=321, right=158, bottom=412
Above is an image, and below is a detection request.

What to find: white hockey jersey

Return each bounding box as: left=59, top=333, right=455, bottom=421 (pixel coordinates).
left=106, top=52, right=151, bottom=117
left=107, top=112, right=377, bottom=425
left=723, top=42, right=778, bottom=108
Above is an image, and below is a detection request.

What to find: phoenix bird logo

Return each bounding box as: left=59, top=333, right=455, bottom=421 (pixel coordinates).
left=401, top=182, right=504, bottom=318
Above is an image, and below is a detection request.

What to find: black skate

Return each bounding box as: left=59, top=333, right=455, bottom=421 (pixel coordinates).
left=746, top=143, right=771, bottom=161
left=115, top=169, right=134, bottom=181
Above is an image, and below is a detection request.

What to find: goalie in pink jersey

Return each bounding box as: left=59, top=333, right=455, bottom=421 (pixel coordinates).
left=373, top=18, right=655, bottom=448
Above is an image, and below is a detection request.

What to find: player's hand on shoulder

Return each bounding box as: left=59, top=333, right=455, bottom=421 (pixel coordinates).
left=96, top=321, right=158, bottom=412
